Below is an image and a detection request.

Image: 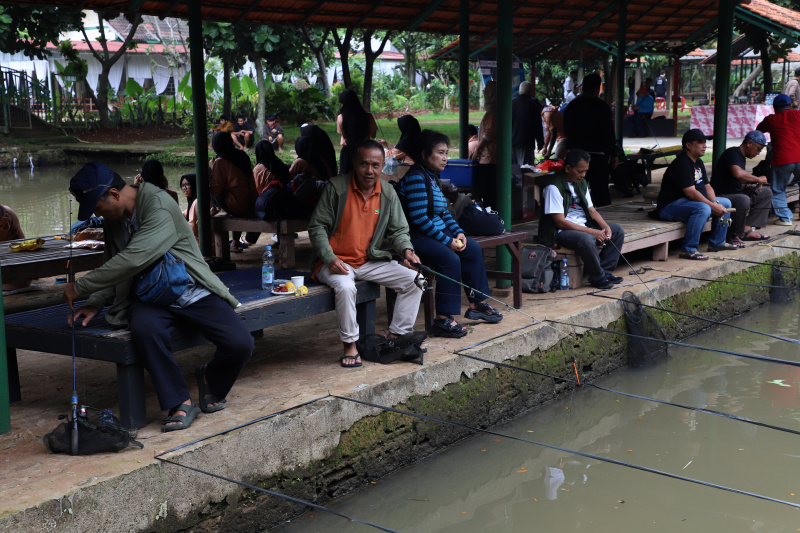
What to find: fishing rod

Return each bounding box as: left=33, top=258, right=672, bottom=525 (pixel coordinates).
left=590, top=292, right=800, bottom=346
left=769, top=244, right=800, bottom=252
left=668, top=274, right=800, bottom=290
left=335, top=395, right=800, bottom=510
left=68, top=197, right=78, bottom=456
left=456, top=351, right=800, bottom=438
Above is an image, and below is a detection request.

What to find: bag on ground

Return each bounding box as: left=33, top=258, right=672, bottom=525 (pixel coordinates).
left=521, top=244, right=559, bottom=293
left=458, top=202, right=505, bottom=236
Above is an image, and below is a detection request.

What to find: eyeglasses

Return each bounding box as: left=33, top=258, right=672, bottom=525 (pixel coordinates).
left=180, top=183, right=191, bottom=189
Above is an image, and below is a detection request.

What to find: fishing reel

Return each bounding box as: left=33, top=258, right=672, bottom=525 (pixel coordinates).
left=411, top=262, right=432, bottom=291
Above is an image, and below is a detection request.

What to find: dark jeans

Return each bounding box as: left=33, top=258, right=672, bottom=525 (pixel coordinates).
left=720, top=187, right=772, bottom=236
left=555, top=222, right=624, bottom=282
left=129, top=294, right=254, bottom=411
left=411, top=228, right=491, bottom=317
left=586, top=155, right=612, bottom=207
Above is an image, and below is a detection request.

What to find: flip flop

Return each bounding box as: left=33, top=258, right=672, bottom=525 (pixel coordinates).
left=679, top=251, right=709, bottom=260
left=196, top=363, right=227, bottom=413
left=161, top=403, right=200, bottom=432
left=340, top=354, right=362, bottom=368
left=741, top=229, right=770, bottom=241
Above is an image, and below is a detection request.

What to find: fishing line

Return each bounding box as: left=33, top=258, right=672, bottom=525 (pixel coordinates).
left=544, top=318, right=800, bottom=368
left=590, top=292, right=800, bottom=345
left=768, top=244, right=800, bottom=252
left=712, top=256, right=800, bottom=271
left=68, top=196, right=78, bottom=456
left=456, top=352, right=800, bottom=438
left=334, top=395, right=800, bottom=510
left=669, top=274, right=800, bottom=290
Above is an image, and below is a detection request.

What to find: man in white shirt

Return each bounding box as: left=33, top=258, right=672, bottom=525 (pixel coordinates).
left=563, top=70, right=577, bottom=100
left=537, top=149, right=624, bottom=289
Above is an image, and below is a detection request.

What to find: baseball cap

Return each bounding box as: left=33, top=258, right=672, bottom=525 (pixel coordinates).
left=69, top=162, right=116, bottom=221
left=267, top=113, right=277, bottom=121
left=744, top=130, right=767, bottom=146
left=681, top=128, right=710, bottom=146
left=773, top=94, right=791, bottom=108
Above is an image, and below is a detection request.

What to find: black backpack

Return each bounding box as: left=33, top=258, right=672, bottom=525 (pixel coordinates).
left=521, top=244, right=559, bottom=293
left=355, top=332, right=426, bottom=365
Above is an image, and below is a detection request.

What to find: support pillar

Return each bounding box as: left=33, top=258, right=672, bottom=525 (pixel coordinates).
left=188, top=0, right=211, bottom=256
left=459, top=0, right=470, bottom=159
left=615, top=1, right=626, bottom=145
left=673, top=58, right=680, bottom=136
left=495, top=0, right=512, bottom=286
left=0, top=266, right=9, bottom=435
left=713, top=0, right=734, bottom=165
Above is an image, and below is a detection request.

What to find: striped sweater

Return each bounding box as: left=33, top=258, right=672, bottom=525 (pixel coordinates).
left=396, top=166, right=463, bottom=245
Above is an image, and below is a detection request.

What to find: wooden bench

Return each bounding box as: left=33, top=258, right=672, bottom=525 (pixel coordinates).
left=387, top=230, right=526, bottom=330
left=4, top=267, right=380, bottom=429
left=210, top=217, right=308, bottom=268
left=0, top=235, right=104, bottom=284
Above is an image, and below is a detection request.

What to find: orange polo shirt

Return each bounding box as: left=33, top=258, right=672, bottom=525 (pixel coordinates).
left=322, top=176, right=382, bottom=271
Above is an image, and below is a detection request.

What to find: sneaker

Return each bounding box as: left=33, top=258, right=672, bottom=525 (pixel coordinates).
left=775, top=219, right=793, bottom=226
left=605, top=274, right=624, bottom=284
left=590, top=276, right=614, bottom=290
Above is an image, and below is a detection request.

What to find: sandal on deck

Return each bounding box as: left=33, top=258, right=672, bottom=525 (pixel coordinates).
left=340, top=354, right=362, bottom=368
left=464, top=301, right=504, bottom=323
left=679, top=251, right=709, bottom=261
left=430, top=316, right=468, bottom=338
left=742, top=229, right=770, bottom=241
left=196, top=363, right=227, bottom=413
left=161, top=403, right=200, bottom=432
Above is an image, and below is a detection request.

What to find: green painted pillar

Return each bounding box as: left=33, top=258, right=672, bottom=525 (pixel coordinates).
left=496, top=0, right=512, bottom=287
left=615, top=1, right=626, bottom=145
left=0, top=266, right=9, bottom=435
left=713, top=0, right=734, bottom=165
left=459, top=0, right=470, bottom=159
left=188, top=0, right=211, bottom=256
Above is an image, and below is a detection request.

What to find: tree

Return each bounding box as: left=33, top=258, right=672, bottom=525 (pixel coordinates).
left=735, top=18, right=793, bottom=96
left=203, top=22, right=247, bottom=118
left=396, top=33, right=427, bottom=89
left=361, top=30, right=392, bottom=111
left=332, top=28, right=356, bottom=90
left=300, top=27, right=333, bottom=97
left=0, top=5, right=83, bottom=59
left=79, top=11, right=142, bottom=128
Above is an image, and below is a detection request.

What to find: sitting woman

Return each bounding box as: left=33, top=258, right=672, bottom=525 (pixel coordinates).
left=210, top=131, right=258, bottom=253
left=254, top=139, right=290, bottom=193
left=136, top=159, right=180, bottom=203
left=290, top=135, right=332, bottom=181
left=180, top=173, right=200, bottom=239
left=300, top=124, right=337, bottom=178
left=387, top=114, right=422, bottom=164
left=396, top=129, right=503, bottom=338
left=0, top=204, right=32, bottom=292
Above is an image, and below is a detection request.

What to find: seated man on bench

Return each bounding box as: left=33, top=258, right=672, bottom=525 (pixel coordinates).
left=309, top=140, right=424, bottom=368
left=64, top=162, right=254, bottom=433
left=537, top=149, right=625, bottom=290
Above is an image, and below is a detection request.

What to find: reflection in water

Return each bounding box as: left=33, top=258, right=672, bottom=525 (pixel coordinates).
left=0, top=163, right=190, bottom=237
left=276, top=300, right=800, bottom=533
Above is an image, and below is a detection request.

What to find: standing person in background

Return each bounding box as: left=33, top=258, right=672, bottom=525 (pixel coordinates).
left=511, top=81, right=544, bottom=165
left=336, top=89, right=378, bottom=175
left=263, top=113, right=284, bottom=152
left=784, top=67, right=800, bottom=110
left=654, top=69, right=668, bottom=105
left=231, top=116, right=254, bottom=151
left=757, top=93, right=800, bottom=225
left=563, top=70, right=577, bottom=100
left=564, top=73, right=617, bottom=207
left=135, top=159, right=179, bottom=204
left=627, top=74, right=636, bottom=106
left=472, top=81, right=498, bottom=207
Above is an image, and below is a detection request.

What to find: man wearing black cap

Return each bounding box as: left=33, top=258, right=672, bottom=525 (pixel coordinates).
left=63, top=162, right=254, bottom=432
left=656, top=129, right=733, bottom=260
left=757, top=93, right=800, bottom=225
left=264, top=113, right=284, bottom=152
left=711, top=130, right=773, bottom=244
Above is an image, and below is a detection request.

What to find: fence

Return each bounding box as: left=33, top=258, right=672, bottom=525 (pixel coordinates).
left=0, top=67, right=53, bottom=130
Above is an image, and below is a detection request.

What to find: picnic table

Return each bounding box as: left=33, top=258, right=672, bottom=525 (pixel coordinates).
left=625, top=146, right=682, bottom=185
left=4, top=267, right=380, bottom=428
left=0, top=235, right=104, bottom=284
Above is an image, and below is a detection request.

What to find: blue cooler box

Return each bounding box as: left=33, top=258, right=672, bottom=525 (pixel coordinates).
left=441, top=159, right=475, bottom=187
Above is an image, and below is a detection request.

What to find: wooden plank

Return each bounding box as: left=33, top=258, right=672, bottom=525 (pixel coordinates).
left=0, top=236, right=104, bottom=283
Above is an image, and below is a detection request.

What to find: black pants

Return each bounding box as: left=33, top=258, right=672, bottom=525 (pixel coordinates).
left=555, top=222, right=624, bottom=282
left=129, top=294, right=254, bottom=411
left=586, top=155, right=612, bottom=207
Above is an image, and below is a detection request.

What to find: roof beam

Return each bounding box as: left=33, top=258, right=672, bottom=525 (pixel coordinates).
left=128, top=0, right=146, bottom=11
left=573, top=1, right=617, bottom=39
left=469, top=39, right=497, bottom=58
left=586, top=39, right=616, bottom=55
left=355, top=0, right=387, bottom=26
left=299, top=0, right=327, bottom=25
left=159, top=0, right=181, bottom=19
left=235, top=0, right=261, bottom=24
left=407, top=0, right=449, bottom=31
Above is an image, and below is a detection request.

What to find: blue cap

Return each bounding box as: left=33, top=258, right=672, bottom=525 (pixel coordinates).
left=69, top=162, right=116, bottom=221
left=773, top=94, right=792, bottom=108
left=744, top=130, right=767, bottom=146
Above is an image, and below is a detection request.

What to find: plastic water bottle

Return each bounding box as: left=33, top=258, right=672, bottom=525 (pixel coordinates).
left=559, top=258, right=570, bottom=291
left=262, top=245, right=275, bottom=290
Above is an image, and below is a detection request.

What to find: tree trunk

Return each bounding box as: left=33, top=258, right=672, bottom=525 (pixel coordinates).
left=301, top=28, right=331, bottom=97
left=362, top=31, right=392, bottom=112
left=223, top=58, right=232, bottom=117
left=254, top=59, right=266, bottom=139
left=759, top=40, right=772, bottom=94
left=734, top=63, right=763, bottom=97
left=95, top=66, right=111, bottom=127
left=333, top=29, right=354, bottom=90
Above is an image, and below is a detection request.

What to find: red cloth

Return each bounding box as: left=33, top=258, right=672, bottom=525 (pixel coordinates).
left=756, top=109, right=800, bottom=166
left=536, top=160, right=564, bottom=173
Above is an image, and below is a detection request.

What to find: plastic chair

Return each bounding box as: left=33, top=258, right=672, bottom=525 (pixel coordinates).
left=680, top=96, right=691, bottom=111
left=655, top=97, right=666, bottom=110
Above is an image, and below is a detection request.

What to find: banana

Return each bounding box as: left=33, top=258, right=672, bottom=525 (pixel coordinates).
left=9, top=238, right=45, bottom=252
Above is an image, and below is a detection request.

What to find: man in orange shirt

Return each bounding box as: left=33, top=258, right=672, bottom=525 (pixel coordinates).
left=309, top=140, right=423, bottom=367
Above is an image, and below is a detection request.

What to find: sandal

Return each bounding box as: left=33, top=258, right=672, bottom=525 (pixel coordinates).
left=430, top=316, right=468, bottom=338
left=161, top=403, right=200, bottom=432
left=464, top=301, right=504, bottom=323
left=728, top=238, right=746, bottom=248
left=196, top=363, right=227, bottom=413
left=229, top=239, right=243, bottom=253
left=340, top=354, right=362, bottom=368
left=679, top=251, right=709, bottom=261
left=742, top=229, right=770, bottom=241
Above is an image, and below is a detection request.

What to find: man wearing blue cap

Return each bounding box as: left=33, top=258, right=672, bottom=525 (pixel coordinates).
left=711, top=131, right=773, bottom=245
left=63, top=162, right=253, bottom=432
left=656, top=128, right=733, bottom=260
left=757, top=93, right=800, bottom=225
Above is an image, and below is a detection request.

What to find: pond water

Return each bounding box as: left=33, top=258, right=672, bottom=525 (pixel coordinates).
left=0, top=162, right=192, bottom=237
left=276, top=299, right=800, bottom=532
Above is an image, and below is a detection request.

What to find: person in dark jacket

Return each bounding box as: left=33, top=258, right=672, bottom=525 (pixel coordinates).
left=511, top=81, right=544, bottom=165
left=563, top=73, right=617, bottom=207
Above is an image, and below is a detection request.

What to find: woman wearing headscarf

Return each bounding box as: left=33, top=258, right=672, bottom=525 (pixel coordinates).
left=300, top=124, right=337, bottom=178
left=336, top=89, right=378, bottom=174
left=136, top=159, right=179, bottom=203
left=290, top=136, right=331, bottom=181
left=254, top=139, right=290, bottom=194
left=472, top=81, right=498, bottom=207
left=387, top=114, right=421, bottom=164
left=210, top=131, right=258, bottom=253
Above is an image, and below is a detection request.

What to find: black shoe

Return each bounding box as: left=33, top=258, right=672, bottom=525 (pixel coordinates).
left=590, top=276, right=614, bottom=290
left=430, top=316, right=468, bottom=338
left=464, top=301, right=503, bottom=323
left=605, top=274, right=624, bottom=284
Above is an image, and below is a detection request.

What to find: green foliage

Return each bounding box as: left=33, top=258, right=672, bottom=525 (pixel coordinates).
left=0, top=6, right=83, bottom=59
left=264, top=82, right=333, bottom=125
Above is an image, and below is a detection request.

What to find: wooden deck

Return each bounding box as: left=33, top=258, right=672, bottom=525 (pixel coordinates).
left=0, top=236, right=104, bottom=284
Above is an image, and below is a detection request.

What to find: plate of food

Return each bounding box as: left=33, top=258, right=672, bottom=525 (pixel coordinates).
left=271, top=280, right=293, bottom=295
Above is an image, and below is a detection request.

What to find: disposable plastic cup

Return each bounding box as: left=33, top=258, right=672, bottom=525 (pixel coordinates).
left=291, top=276, right=304, bottom=288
